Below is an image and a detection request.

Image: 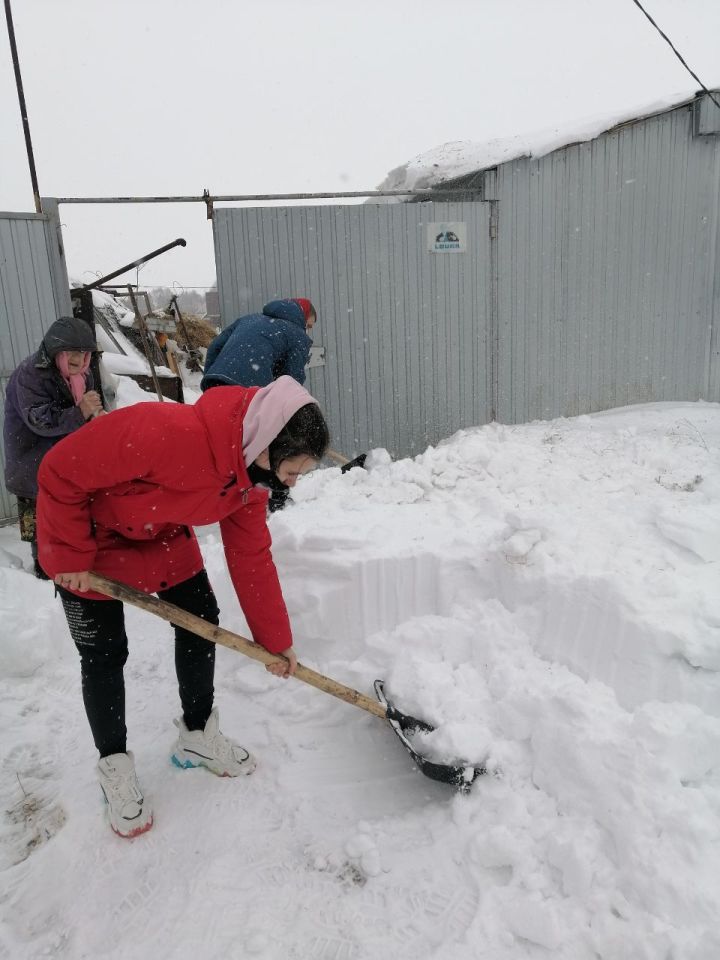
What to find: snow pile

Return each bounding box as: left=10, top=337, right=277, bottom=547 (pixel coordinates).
left=1, top=401, right=719, bottom=959
left=377, top=91, right=697, bottom=193
left=88, top=288, right=175, bottom=406
left=91, top=287, right=138, bottom=330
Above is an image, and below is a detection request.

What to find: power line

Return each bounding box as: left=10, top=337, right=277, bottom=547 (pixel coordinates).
left=630, top=0, right=720, bottom=111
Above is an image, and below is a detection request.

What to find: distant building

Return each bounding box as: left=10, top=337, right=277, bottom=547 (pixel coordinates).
left=205, top=290, right=220, bottom=323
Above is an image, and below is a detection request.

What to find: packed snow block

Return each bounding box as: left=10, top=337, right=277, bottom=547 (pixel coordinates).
left=0, top=546, right=24, bottom=570
left=654, top=513, right=720, bottom=564
left=502, top=892, right=562, bottom=950
left=0, top=569, right=68, bottom=677
left=631, top=702, right=720, bottom=782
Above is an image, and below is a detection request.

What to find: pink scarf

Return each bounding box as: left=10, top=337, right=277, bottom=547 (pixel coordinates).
left=55, top=351, right=91, bottom=404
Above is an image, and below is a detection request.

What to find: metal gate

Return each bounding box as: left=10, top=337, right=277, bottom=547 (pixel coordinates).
left=0, top=209, right=72, bottom=522
left=214, top=201, right=495, bottom=459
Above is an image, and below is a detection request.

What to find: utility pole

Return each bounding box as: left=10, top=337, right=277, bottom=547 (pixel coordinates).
left=4, top=0, right=41, bottom=213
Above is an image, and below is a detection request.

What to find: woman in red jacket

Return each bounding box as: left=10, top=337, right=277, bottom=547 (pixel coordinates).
left=36, top=375, right=329, bottom=838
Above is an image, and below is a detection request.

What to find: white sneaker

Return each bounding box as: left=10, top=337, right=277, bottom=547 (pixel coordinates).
left=171, top=707, right=257, bottom=777
left=97, top=752, right=153, bottom=838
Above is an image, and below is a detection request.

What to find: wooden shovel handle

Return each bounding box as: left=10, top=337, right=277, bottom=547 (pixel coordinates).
left=87, top=573, right=387, bottom=720
left=325, top=448, right=350, bottom=466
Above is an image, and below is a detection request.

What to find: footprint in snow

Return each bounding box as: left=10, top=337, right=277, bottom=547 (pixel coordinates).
left=1, top=745, right=67, bottom=866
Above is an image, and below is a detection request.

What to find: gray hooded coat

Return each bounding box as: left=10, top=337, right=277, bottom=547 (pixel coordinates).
left=3, top=316, right=96, bottom=498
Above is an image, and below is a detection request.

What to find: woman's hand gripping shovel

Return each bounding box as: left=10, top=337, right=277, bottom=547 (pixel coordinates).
left=88, top=573, right=483, bottom=790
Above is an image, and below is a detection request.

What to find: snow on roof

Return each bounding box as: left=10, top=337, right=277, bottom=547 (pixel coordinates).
left=377, top=89, right=702, bottom=193
left=90, top=287, right=138, bottom=331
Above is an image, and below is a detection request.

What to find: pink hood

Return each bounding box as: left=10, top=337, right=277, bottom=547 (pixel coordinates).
left=242, top=376, right=319, bottom=467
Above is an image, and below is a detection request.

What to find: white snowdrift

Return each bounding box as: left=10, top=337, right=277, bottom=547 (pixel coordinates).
left=1, top=400, right=719, bottom=960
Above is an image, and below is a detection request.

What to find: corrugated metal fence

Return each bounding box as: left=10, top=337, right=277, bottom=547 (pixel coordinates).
left=493, top=103, right=720, bottom=422
left=214, top=101, right=720, bottom=459
left=0, top=209, right=72, bottom=522
left=214, top=202, right=495, bottom=458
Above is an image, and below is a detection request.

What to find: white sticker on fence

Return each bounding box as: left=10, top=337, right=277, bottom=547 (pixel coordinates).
left=307, top=345, right=326, bottom=368
left=428, top=222, right=467, bottom=253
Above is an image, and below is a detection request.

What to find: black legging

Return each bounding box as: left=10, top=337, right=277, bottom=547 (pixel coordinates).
left=58, top=569, right=219, bottom=758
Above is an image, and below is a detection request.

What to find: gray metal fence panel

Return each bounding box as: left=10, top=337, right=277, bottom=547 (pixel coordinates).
left=495, top=106, right=720, bottom=422
left=214, top=202, right=494, bottom=459
left=0, top=212, right=70, bottom=522
left=709, top=142, right=720, bottom=401
left=213, top=102, right=719, bottom=454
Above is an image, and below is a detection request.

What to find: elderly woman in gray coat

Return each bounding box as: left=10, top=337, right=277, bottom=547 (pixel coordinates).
left=3, top=315, right=103, bottom=577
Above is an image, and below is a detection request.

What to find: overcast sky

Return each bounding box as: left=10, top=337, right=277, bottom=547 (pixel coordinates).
left=1, top=0, right=719, bottom=295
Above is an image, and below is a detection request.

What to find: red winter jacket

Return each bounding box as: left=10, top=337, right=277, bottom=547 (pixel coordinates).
left=36, top=386, right=293, bottom=654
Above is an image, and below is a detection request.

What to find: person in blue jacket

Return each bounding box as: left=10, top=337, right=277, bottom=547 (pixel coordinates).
left=201, top=298, right=316, bottom=390
left=201, top=298, right=317, bottom=511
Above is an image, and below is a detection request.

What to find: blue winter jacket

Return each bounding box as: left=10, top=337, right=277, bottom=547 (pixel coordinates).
left=3, top=321, right=94, bottom=499
left=201, top=299, right=312, bottom=391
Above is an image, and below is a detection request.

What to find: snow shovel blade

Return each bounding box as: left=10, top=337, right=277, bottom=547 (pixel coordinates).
left=340, top=453, right=367, bottom=473
left=374, top=681, right=484, bottom=791
left=326, top=449, right=368, bottom=472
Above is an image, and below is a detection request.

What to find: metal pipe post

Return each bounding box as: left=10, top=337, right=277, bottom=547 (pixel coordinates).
left=4, top=0, right=41, bottom=212
left=79, top=239, right=187, bottom=291
left=126, top=285, right=164, bottom=402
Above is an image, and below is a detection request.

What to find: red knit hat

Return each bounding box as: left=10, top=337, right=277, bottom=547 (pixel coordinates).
left=292, top=298, right=315, bottom=321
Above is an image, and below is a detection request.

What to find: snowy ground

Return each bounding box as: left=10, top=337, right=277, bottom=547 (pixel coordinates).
left=1, top=401, right=719, bottom=960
